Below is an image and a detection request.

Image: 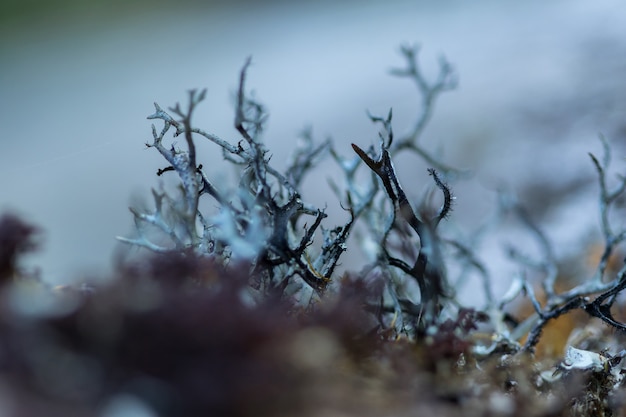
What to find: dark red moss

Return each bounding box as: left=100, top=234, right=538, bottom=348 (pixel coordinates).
left=0, top=213, right=40, bottom=282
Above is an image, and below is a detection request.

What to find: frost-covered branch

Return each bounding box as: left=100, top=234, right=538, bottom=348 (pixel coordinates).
left=388, top=44, right=467, bottom=178
left=352, top=135, right=452, bottom=327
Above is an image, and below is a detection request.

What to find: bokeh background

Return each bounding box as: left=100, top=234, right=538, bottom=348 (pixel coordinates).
left=1, top=0, right=626, bottom=300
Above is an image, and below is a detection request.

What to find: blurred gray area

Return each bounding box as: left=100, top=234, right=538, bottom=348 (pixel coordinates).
left=1, top=0, right=626, bottom=298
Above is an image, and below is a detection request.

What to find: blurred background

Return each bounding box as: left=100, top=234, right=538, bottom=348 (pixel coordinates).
left=1, top=0, right=626, bottom=299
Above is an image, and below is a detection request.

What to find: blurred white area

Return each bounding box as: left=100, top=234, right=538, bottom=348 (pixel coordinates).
left=1, top=0, right=625, bottom=301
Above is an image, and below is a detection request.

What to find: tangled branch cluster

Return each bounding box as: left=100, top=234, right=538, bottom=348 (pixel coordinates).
left=120, top=46, right=626, bottom=348
left=3, top=44, right=626, bottom=416
left=119, top=47, right=463, bottom=328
